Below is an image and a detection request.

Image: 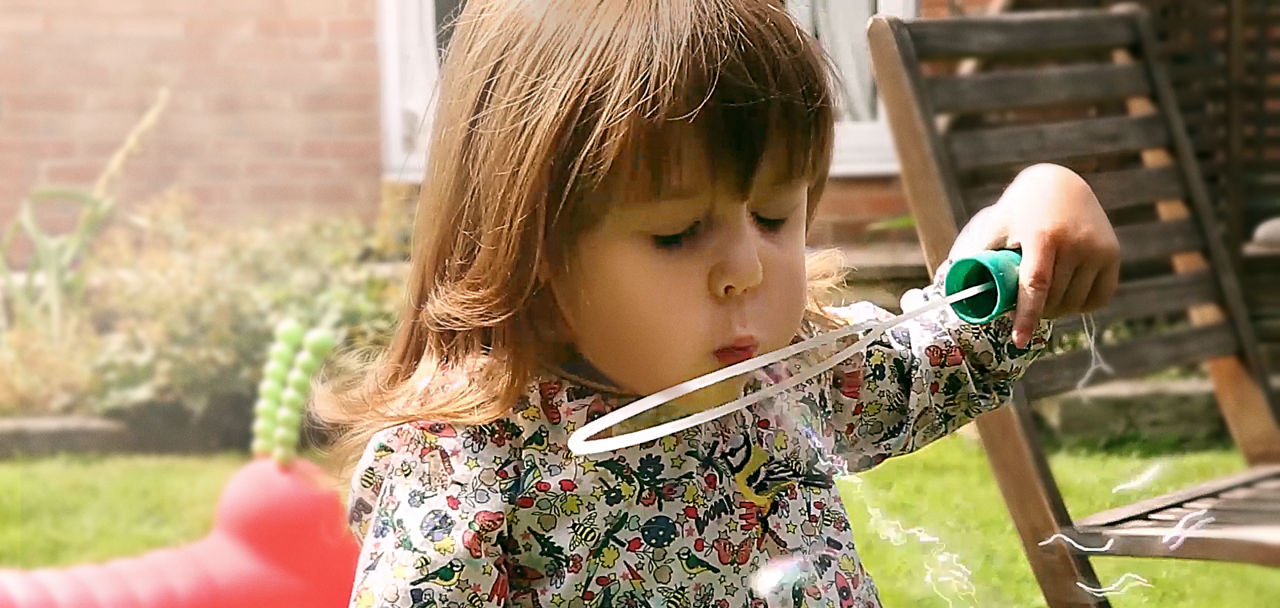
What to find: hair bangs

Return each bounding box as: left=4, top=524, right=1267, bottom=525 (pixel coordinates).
left=578, top=0, right=835, bottom=214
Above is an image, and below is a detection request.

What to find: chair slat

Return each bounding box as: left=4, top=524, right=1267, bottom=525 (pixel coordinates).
left=1149, top=507, right=1277, bottom=526
left=1116, top=218, right=1204, bottom=263
left=1077, top=466, right=1280, bottom=528
left=1184, top=497, right=1280, bottom=513
left=1085, top=166, right=1187, bottom=210
left=1056, top=270, right=1220, bottom=333
left=928, top=63, right=1150, bottom=113
left=948, top=115, right=1169, bottom=171
left=906, top=11, right=1138, bottom=59
left=1073, top=524, right=1280, bottom=566
left=1023, top=323, right=1238, bottom=398
left=963, top=166, right=1186, bottom=212
left=1222, top=486, right=1280, bottom=500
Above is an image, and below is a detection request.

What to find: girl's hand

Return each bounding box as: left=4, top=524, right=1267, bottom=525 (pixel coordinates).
left=949, top=163, right=1121, bottom=347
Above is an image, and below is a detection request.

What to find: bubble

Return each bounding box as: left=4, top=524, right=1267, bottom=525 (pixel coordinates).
left=750, top=554, right=816, bottom=602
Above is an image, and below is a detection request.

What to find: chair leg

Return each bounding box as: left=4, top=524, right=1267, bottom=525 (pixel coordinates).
left=975, top=406, right=1113, bottom=608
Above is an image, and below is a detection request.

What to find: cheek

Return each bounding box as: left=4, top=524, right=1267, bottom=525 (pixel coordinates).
left=555, top=240, right=705, bottom=390
left=774, top=231, right=810, bottom=334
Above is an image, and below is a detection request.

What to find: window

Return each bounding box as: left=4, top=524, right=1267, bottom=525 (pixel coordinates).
left=377, top=0, right=916, bottom=182
left=377, top=0, right=461, bottom=182
left=787, top=0, right=920, bottom=176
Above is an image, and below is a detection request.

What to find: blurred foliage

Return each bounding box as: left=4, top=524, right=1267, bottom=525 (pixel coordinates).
left=84, top=189, right=401, bottom=424
left=0, top=88, right=402, bottom=427
left=0, top=89, right=169, bottom=345
left=0, top=186, right=402, bottom=423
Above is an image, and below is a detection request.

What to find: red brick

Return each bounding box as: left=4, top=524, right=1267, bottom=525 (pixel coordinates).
left=7, top=1, right=404, bottom=227
left=324, top=17, right=373, bottom=40
left=42, top=161, right=103, bottom=185
left=219, top=139, right=298, bottom=158
left=0, top=114, right=59, bottom=138
left=244, top=160, right=337, bottom=179
left=281, top=0, right=350, bottom=16
left=319, top=60, right=378, bottom=83
left=183, top=17, right=254, bottom=40
left=309, top=181, right=361, bottom=205
left=220, top=39, right=294, bottom=63
left=188, top=183, right=235, bottom=207
left=256, top=18, right=322, bottom=38
left=343, top=0, right=375, bottom=18
left=0, top=140, right=77, bottom=157
left=204, top=91, right=294, bottom=112
left=0, top=13, right=45, bottom=35
left=195, top=163, right=245, bottom=181
left=46, top=14, right=113, bottom=36
left=300, top=139, right=379, bottom=160
left=250, top=182, right=310, bottom=202
left=0, top=60, right=38, bottom=85
left=816, top=177, right=908, bottom=220
left=296, top=91, right=376, bottom=112
left=325, top=113, right=380, bottom=137
left=81, top=90, right=153, bottom=112
left=113, top=15, right=184, bottom=38
left=345, top=40, right=378, bottom=61
left=293, top=40, right=344, bottom=61
left=152, top=140, right=208, bottom=157
left=6, top=92, right=81, bottom=112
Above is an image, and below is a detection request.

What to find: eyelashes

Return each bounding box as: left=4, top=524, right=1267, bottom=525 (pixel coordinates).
left=652, top=221, right=702, bottom=249
left=651, top=214, right=788, bottom=250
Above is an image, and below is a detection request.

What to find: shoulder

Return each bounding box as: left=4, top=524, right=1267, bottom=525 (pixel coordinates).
left=346, top=418, right=524, bottom=536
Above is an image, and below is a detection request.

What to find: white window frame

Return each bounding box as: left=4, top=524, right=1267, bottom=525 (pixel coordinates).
left=377, top=0, right=915, bottom=182
left=377, top=0, right=442, bottom=183
left=803, top=0, right=918, bottom=177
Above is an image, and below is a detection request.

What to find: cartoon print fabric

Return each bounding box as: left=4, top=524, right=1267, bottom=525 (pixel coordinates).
left=346, top=285, right=1050, bottom=608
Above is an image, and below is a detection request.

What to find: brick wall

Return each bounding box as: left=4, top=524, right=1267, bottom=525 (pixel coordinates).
left=0, top=0, right=994, bottom=264
left=0, top=0, right=382, bottom=256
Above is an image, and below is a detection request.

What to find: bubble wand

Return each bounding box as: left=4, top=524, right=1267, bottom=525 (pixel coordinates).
left=568, top=250, right=1023, bottom=455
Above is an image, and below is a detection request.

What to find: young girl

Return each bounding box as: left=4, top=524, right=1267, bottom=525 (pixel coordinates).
left=318, top=1, right=1120, bottom=607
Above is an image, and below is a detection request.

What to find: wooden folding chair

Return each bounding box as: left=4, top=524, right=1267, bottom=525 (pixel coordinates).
left=867, top=6, right=1280, bottom=607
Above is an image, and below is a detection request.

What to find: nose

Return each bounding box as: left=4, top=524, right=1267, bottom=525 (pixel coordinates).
left=708, top=214, right=764, bottom=298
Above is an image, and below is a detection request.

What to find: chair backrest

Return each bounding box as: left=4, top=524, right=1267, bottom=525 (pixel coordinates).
left=866, top=7, right=1280, bottom=447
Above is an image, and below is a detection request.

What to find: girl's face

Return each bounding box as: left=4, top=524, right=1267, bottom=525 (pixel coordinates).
left=552, top=142, right=809, bottom=410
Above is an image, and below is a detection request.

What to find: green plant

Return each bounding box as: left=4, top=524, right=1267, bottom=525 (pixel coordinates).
left=84, top=191, right=400, bottom=441
left=0, top=89, right=170, bottom=416
left=0, top=89, right=169, bottom=343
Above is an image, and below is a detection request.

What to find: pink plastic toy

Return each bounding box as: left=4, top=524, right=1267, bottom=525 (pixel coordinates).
left=0, top=458, right=359, bottom=608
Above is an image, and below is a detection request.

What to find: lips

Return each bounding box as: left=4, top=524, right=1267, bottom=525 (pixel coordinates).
left=714, top=339, right=758, bottom=366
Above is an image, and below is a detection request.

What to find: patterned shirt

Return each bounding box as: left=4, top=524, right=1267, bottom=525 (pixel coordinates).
left=346, top=284, right=1050, bottom=608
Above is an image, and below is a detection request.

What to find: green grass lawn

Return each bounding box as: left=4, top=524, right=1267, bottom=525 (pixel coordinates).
left=0, top=453, right=246, bottom=568
left=839, top=434, right=1280, bottom=607
left=1, top=440, right=1277, bottom=606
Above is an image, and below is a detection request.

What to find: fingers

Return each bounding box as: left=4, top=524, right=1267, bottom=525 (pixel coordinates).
left=1013, top=236, right=1054, bottom=348
left=1083, top=261, right=1120, bottom=313
left=1053, top=265, right=1098, bottom=317
left=1042, top=253, right=1078, bottom=319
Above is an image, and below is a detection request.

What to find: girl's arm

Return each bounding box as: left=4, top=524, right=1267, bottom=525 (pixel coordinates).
left=346, top=421, right=514, bottom=607
left=818, top=283, right=1050, bottom=472
left=818, top=163, right=1117, bottom=472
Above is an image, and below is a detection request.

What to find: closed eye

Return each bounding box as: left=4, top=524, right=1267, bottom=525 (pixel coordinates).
left=652, top=221, right=702, bottom=250
left=753, top=213, right=788, bottom=232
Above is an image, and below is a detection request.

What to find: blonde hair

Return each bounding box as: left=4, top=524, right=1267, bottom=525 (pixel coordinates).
left=314, top=0, right=839, bottom=480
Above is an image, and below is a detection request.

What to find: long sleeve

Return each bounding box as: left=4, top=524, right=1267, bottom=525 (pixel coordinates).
left=816, top=274, right=1051, bottom=473
left=346, top=420, right=518, bottom=608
